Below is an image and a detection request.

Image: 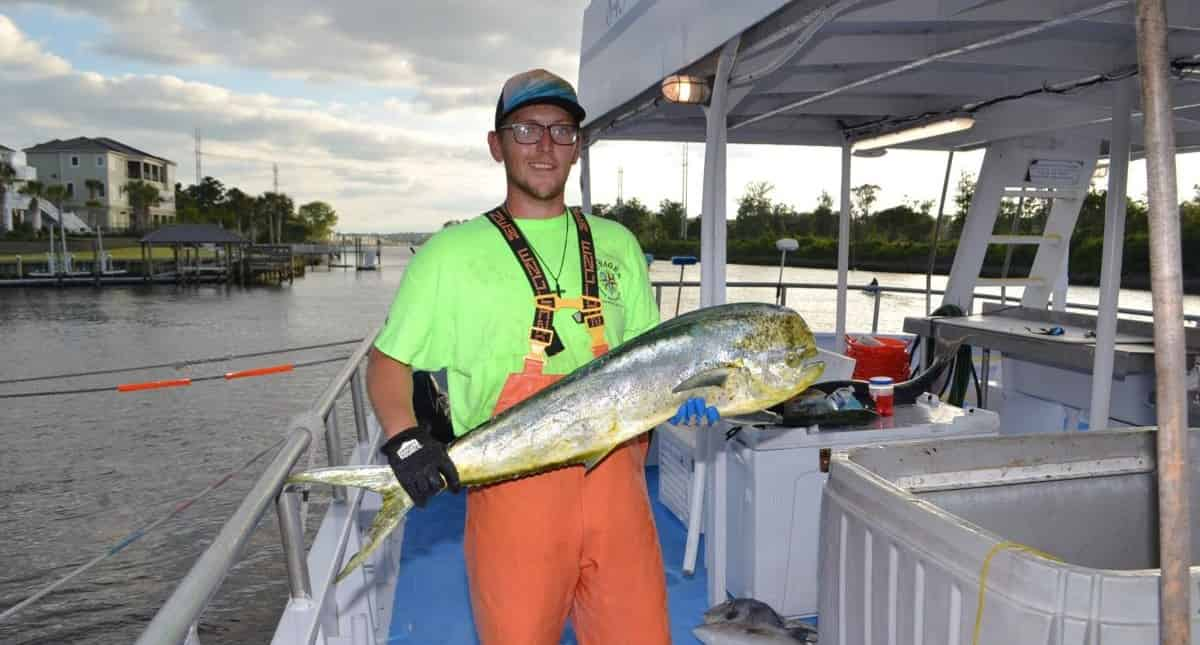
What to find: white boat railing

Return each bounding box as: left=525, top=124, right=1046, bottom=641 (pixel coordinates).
left=651, top=280, right=1200, bottom=333
left=135, top=327, right=381, bottom=645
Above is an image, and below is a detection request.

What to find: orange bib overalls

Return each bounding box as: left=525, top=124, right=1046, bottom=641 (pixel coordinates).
left=465, top=207, right=669, bottom=644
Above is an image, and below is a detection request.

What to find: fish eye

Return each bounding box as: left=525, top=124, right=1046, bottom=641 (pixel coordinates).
left=785, top=351, right=801, bottom=367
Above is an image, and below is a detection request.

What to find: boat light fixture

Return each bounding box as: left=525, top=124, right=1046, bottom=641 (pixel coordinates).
left=662, top=75, right=712, bottom=105
left=850, top=116, right=975, bottom=153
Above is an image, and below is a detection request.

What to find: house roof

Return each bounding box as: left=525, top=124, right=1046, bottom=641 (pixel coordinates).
left=140, top=224, right=248, bottom=245
left=0, top=144, right=13, bottom=153
left=24, top=137, right=175, bottom=165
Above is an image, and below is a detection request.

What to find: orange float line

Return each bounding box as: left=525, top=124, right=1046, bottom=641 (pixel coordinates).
left=224, top=363, right=295, bottom=380
left=117, top=378, right=193, bottom=392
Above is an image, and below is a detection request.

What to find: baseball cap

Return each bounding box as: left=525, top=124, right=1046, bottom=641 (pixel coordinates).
left=495, top=69, right=586, bottom=130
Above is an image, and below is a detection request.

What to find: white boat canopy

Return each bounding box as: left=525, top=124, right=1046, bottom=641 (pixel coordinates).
left=579, top=0, right=1200, bottom=151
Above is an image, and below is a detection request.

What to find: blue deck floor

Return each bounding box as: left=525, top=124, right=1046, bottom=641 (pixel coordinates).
left=387, top=465, right=710, bottom=644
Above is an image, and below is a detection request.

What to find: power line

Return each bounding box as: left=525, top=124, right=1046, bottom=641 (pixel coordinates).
left=0, top=338, right=362, bottom=385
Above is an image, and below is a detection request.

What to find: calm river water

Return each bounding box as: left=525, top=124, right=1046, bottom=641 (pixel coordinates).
left=0, top=248, right=1196, bottom=644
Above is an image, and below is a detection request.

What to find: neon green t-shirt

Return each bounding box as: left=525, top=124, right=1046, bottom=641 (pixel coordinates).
left=374, top=209, right=659, bottom=437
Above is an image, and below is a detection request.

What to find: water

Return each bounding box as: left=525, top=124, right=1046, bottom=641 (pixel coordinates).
left=0, top=249, right=1195, bottom=644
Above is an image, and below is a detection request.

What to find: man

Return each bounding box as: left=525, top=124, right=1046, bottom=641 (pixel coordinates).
left=367, top=69, right=714, bottom=643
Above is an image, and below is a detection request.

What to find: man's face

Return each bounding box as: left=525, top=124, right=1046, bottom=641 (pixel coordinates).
left=488, top=103, right=581, bottom=203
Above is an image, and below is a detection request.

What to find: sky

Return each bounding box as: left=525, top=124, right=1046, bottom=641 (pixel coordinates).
left=1, top=1, right=1197, bottom=233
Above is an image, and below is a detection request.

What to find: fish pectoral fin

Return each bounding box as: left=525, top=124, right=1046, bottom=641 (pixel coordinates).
left=286, top=466, right=399, bottom=494
left=672, top=367, right=735, bottom=394
left=725, top=409, right=782, bottom=427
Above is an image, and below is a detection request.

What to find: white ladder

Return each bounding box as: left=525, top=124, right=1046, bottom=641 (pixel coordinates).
left=942, top=136, right=1100, bottom=313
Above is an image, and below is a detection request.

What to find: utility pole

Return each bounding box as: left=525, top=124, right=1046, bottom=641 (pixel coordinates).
left=194, top=129, right=202, bottom=186
left=272, top=163, right=280, bottom=244
left=681, top=142, right=689, bottom=239
left=616, top=166, right=624, bottom=206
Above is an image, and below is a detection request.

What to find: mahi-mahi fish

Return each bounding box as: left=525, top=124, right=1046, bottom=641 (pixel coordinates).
left=289, top=302, right=825, bottom=582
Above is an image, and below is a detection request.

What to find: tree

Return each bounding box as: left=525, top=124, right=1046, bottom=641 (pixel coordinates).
left=124, top=180, right=163, bottom=232
left=948, top=172, right=976, bottom=237
left=735, top=181, right=778, bottom=239
left=256, top=192, right=295, bottom=243
left=19, top=180, right=46, bottom=233
left=812, top=191, right=836, bottom=237
left=0, top=161, right=14, bottom=230
left=224, top=188, right=254, bottom=236
left=657, top=199, right=686, bottom=240
left=851, top=184, right=880, bottom=220
left=298, top=201, right=338, bottom=240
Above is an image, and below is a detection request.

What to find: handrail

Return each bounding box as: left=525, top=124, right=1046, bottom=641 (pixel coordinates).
left=650, top=280, right=1200, bottom=326
left=135, top=327, right=381, bottom=645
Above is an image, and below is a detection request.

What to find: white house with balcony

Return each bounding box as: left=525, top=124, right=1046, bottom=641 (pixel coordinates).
left=23, top=137, right=176, bottom=232
left=1, top=144, right=41, bottom=233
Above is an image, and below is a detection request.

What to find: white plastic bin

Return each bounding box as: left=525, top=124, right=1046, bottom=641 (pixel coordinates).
left=725, top=396, right=999, bottom=617
left=657, top=424, right=697, bottom=526
left=819, top=428, right=1200, bottom=644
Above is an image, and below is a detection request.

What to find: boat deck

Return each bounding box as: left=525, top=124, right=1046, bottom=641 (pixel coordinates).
left=387, top=465, right=711, bottom=644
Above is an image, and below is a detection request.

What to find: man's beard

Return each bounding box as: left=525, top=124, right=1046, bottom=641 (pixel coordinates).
left=506, top=166, right=565, bottom=202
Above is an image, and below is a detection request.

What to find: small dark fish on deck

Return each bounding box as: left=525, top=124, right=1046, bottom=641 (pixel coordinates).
left=697, top=598, right=818, bottom=644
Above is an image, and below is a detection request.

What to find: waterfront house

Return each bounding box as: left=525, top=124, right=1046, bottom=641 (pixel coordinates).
left=23, top=137, right=177, bottom=232
left=1, top=145, right=39, bottom=233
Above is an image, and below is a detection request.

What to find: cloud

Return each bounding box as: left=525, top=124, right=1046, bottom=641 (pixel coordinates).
left=0, top=11, right=513, bottom=231
left=9, top=0, right=588, bottom=113
left=0, top=13, right=70, bottom=78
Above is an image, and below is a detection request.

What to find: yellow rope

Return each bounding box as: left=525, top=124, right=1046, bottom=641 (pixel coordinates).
left=972, top=541, right=1062, bottom=645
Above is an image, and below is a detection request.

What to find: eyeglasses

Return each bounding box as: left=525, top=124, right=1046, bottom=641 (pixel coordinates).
left=498, top=122, right=580, bottom=145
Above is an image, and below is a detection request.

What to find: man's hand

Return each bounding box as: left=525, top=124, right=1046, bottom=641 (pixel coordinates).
left=669, top=397, right=720, bottom=426
left=380, top=425, right=461, bottom=507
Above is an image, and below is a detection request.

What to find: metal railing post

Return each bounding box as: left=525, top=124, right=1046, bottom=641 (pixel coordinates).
left=871, top=290, right=881, bottom=334
left=655, top=285, right=662, bottom=309
left=324, top=410, right=346, bottom=503
left=276, top=489, right=312, bottom=601
left=350, top=368, right=370, bottom=445
left=779, top=285, right=787, bottom=306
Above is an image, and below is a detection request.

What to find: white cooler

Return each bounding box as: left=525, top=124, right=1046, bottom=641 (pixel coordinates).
left=724, top=395, right=999, bottom=617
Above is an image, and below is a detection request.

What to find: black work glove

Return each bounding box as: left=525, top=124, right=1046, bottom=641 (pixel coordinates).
left=380, top=425, right=461, bottom=508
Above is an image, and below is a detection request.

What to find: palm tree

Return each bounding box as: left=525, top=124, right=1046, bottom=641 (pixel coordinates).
left=124, top=180, right=163, bottom=233
left=84, top=179, right=105, bottom=230
left=19, top=180, right=46, bottom=233
left=0, top=161, right=15, bottom=232
left=44, top=184, right=70, bottom=268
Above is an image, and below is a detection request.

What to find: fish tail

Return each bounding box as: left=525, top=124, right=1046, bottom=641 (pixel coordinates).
left=286, top=466, right=412, bottom=583
left=335, top=488, right=413, bottom=583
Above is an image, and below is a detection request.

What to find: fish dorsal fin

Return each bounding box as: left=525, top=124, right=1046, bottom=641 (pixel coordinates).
left=672, top=367, right=734, bottom=394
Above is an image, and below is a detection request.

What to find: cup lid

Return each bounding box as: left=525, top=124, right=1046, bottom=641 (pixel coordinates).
left=868, top=376, right=895, bottom=385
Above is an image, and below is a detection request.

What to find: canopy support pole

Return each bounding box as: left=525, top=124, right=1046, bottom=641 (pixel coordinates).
left=1088, top=79, right=1133, bottom=431
left=580, top=144, right=592, bottom=214
left=1135, top=0, right=1192, bottom=642
left=836, top=143, right=852, bottom=353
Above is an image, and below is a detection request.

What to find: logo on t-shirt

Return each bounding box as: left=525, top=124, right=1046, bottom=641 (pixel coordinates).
left=598, top=258, right=623, bottom=305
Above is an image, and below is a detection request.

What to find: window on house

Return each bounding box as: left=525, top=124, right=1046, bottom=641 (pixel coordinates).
left=70, top=156, right=79, bottom=167
left=96, top=156, right=104, bottom=167
left=151, top=165, right=160, bottom=182
left=97, top=183, right=106, bottom=198
left=66, top=182, right=74, bottom=198
left=143, top=162, right=150, bottom=175
left=127, top=161, right=140, bottom=179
